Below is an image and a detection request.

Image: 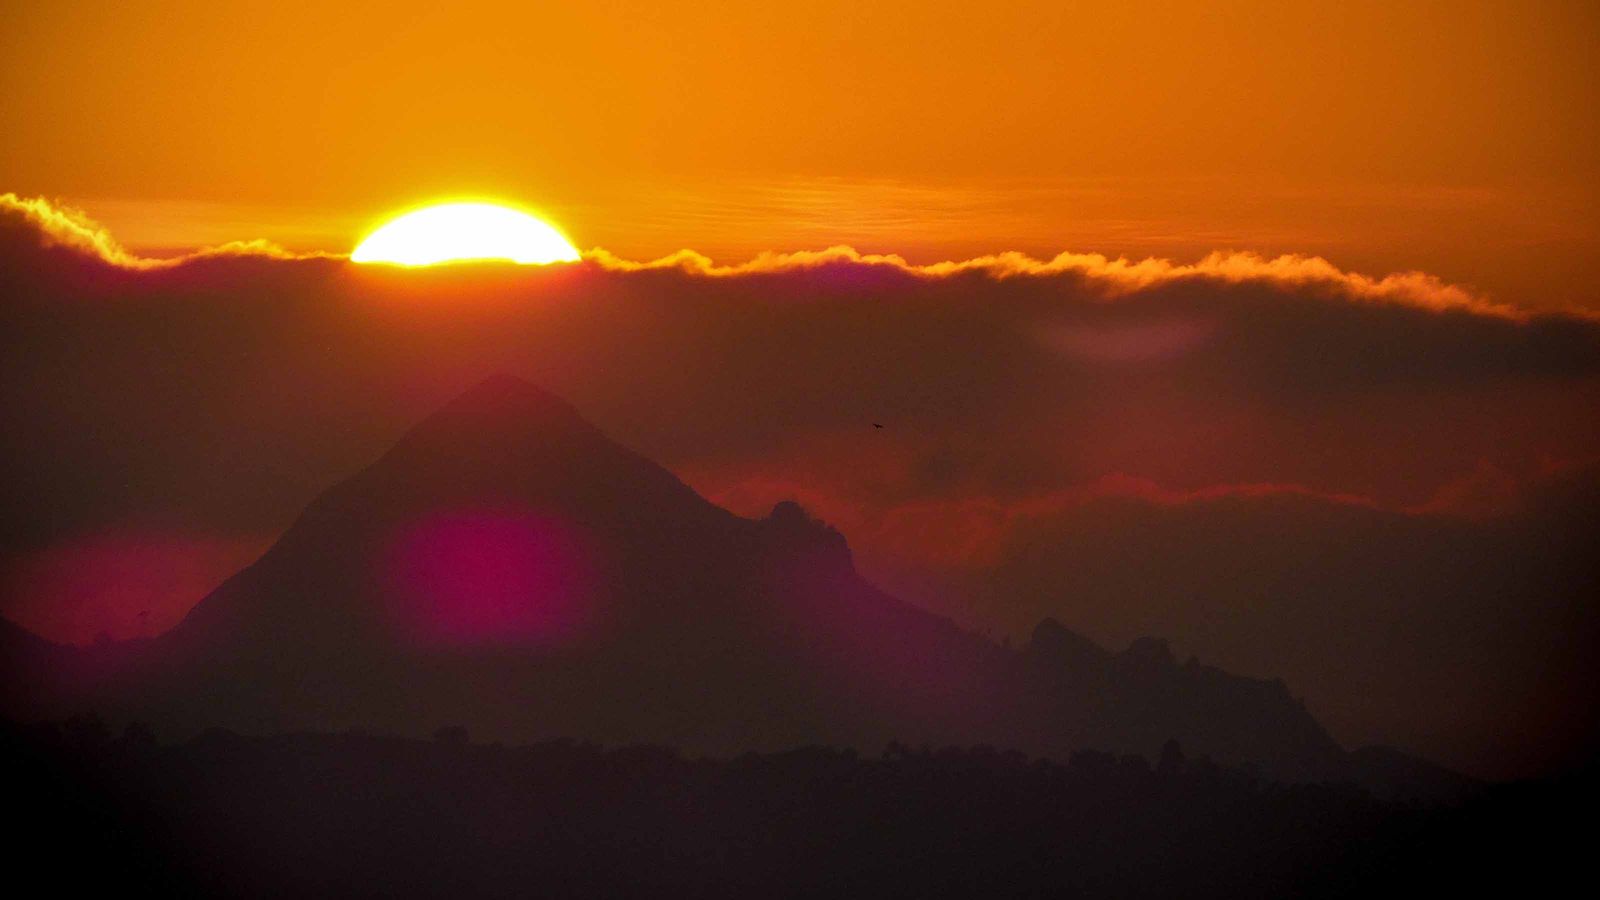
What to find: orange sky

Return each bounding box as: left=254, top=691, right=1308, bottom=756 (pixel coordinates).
left=3, top=1, right=1598, bottom=309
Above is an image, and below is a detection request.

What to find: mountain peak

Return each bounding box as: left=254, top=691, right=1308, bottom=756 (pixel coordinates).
left=1122, top=636, right=1178, bottom=668
left=426, top=373, right=589, bottom=431
left=463, top=372, right=563, bottom=402
left=760, top=500, right=852, bottom=571
left=314, top=375, right=735, bottom=538
left=1029, top=617, right=1110, bottom=667
left=373, top=374, right=614, bottom=474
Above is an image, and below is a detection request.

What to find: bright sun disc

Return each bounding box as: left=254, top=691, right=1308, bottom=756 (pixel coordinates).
left=351, top=202, right=581, bottom=266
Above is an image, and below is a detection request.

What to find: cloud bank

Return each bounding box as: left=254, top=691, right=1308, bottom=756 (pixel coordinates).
left=5, top=194, right=1531, bottom=318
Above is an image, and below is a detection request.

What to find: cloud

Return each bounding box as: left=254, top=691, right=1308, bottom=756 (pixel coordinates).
left=2, top=193, right=1598, bottom=777
left=586, top=243, right=1527, bottom=319
left=4, top=194, right=1539, bottom=319
left=0, top=193, right=335, bottom=269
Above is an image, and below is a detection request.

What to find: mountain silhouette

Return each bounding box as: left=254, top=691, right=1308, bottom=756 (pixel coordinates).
left=2, top=375, right=1464, bottom=793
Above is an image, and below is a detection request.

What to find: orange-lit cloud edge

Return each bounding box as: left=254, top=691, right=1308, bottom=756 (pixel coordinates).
left=4, top=192, right=1547, bottom=321
left=1, top=192, right=341, bottom=267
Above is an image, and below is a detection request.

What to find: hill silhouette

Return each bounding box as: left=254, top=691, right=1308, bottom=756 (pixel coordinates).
left=2, top=375, right=1464, bottom=794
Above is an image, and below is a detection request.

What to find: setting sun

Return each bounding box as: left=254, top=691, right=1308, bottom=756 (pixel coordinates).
left=351, top=202, right=580, bottom=266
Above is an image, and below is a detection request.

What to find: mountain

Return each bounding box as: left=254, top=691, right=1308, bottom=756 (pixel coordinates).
left=2, top=375, right=1458, bottom=791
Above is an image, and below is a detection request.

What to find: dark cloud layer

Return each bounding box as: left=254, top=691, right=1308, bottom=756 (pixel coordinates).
left=2, top=199, right=1597, bottom=778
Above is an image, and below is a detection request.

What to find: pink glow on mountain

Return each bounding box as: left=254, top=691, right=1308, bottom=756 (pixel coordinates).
left=379, top=511, right=595, bottom=647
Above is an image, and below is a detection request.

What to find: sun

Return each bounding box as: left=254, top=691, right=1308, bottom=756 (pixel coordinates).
left=351, top=202, right=581, bottom=266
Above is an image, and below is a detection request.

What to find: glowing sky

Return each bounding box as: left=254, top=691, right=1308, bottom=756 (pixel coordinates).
left=3, top=1, right=1597, bottom=309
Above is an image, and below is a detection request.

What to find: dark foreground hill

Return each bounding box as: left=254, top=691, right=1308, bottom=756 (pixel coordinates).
left=2, top=375, right=1464, bottom=794
left=5, top=719, right=1586, bottom=900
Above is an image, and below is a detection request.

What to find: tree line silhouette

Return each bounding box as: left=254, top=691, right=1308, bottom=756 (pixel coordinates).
left=6, top=715, right=1588, bottom=898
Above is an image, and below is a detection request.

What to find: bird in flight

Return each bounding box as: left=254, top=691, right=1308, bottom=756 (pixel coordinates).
left=873, top=423, right=884, bottom=429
